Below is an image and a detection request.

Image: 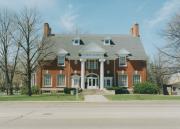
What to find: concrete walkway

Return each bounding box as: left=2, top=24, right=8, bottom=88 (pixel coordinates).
left=84, top=95, right=109, bottom=102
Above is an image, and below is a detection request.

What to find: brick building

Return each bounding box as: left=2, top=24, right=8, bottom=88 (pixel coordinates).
left=33, top=23, right=147, bottom=91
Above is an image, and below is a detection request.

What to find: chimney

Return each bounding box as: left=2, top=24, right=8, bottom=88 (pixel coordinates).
left=131, top=23, right=140, bottom=37
left=44, top=23, right=51, bottom=37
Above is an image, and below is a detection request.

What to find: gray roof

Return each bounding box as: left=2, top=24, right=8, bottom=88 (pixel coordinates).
left=44, top=34, right=147, bottom=60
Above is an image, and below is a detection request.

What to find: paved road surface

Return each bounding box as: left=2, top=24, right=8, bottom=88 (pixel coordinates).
left=0, top=101, right=180, bottom=129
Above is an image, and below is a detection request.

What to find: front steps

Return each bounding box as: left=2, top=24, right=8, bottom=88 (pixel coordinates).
left=82, top=89, right=115, bottom=95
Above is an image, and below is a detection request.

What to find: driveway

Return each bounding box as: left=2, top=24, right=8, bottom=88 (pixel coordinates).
left=0, top=101, right=180, bottom=129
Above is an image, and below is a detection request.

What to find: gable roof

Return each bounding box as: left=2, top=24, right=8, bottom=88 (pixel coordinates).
left=44, top=34, right=147, bottom=60
left=79, top=42, right=106, bottom=54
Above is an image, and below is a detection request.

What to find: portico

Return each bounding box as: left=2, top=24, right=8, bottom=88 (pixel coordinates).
left=79, top=42, right=106, bottom=90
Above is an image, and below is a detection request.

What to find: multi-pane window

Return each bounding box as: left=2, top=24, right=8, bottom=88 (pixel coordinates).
left=118, top=74, right=128, bottom=87
left=57, top=74, right=65, bottom=86
left=133, top=74, right=141, bottom=85
left=86, top=60, right=98, bottom=69
left=119, top=56, right=127, bottom=66
left=58, top=55, right=65, bottom=66
left=43, top=74, right=51, bottom=87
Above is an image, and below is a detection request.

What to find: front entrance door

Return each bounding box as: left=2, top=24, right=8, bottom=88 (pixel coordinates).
left=87, top=77, right=98, bottom=89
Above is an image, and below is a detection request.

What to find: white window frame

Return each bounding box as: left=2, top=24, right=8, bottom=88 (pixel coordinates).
left=119, top=56, right=127, bottom=67
left=104, top=77, right=113, bottom=88
left=57, top=74, right=66, bottom=87
left=57, top=55, right=65, bottom=66
left=43, top=74, right=52, bottom=87
left=118, top=74, right=128, bottom=87
left=133, top=74, right=141, bottom=85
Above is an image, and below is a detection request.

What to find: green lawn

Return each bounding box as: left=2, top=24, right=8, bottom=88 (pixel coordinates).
left=0, top=94, right=83, bottom=101
left=105, top=94, right=180, bottom=101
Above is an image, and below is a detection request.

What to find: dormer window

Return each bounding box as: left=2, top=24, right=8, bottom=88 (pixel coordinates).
left=119, top=55, right=127, bottom=67
left=58, top=55, right=65, bottom=66
left=73, top=38, right=80, bottom=45
left=104, top=39, right=111, bottom=45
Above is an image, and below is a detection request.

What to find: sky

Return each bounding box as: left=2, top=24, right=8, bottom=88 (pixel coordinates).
left=0, top=0, right=180, bottom=58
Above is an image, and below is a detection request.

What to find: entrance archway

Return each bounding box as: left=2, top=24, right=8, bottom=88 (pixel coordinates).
left=86, top=73, right=99, bottom=89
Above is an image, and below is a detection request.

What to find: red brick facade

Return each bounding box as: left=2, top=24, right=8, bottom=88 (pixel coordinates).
left=35, top=58, right=147, bottom=90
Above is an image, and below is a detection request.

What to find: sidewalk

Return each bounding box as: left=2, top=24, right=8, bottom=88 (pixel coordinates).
left=84, top=95, right=109, bottom=102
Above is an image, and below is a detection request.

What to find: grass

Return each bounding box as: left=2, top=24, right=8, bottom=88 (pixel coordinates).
left=0, top=94, right=83, bottom=101
left=105, top=94, right=180, bottom=101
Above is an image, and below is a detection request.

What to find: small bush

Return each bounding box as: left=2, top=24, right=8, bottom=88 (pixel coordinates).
left=133, top=82, right=159, bottom=94
left=31, top=86, right=40, bottom=95
left=64, top=88, right=81, bottom=95
left=20, top=86, right=28, bottom=95
left=0, top=85, right=6, bottom=92
left=107, top=87, right=129, bottom=94
left=14, top=85, right=20, bottom=92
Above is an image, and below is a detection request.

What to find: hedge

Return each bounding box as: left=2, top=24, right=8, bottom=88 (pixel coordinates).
left=107, top=87, right=129, bottom=94
left=133, top=82, right=159, bottom=94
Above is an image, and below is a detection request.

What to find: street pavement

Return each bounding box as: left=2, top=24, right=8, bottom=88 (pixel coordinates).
left=0, top=101, right=180, bottom=129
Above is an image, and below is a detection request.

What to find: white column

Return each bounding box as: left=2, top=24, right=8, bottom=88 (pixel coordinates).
left=99, top=58, right=105, bottom=90
left=80, top=59, right=86, bottom=89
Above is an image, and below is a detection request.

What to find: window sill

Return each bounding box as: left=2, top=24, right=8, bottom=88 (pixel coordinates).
left=119, top=65, right=127, bottom=67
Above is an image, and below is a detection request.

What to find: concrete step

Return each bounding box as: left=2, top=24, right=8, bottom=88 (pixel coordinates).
left=82, top=89, right=115, bottom=95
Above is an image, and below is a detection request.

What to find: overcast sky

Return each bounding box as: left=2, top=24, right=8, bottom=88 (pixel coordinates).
left=0, top=0, right=180, bottom=58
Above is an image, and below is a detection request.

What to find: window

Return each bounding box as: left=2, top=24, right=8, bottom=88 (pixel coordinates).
left=86, top=60, right=98, bottom=69
left=118, top=74, right=128, bottom=87
left=31, top=73, right=36, bottom=86
left=104, top=39, right=111, bottom=45
left=58, top=55, right=65, bottom=66
left=74, top=78, right=79, bottom=85
left=73, top=38, right=80, bottom=45
left=71, top=75, right=80, bottom=88
left=43, top=74, right=51, bottom=87
left=133, top=74, right=141, bottom=85
left=57, top=74, right=65, bottom=86
left=119, top=56, right=127, bottom=66
left=104, top=77, right=112, bottom=88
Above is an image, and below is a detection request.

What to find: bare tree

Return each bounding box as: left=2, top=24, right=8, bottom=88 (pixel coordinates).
left=15, top=8, right=52, bottom=96
left=0, top=9, right=20, bottom=95
left=161, top=14, right=180, bottom=70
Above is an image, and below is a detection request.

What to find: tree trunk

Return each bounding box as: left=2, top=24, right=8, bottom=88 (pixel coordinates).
left=9, top=82, right=13, bottom=95
left=27, top=67, right=32, bottom=96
